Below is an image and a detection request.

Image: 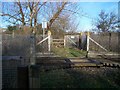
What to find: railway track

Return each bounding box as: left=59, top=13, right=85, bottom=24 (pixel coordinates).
left=2, top=55, right=120, bottom=71
left=35, top=56, right=120, bottom=72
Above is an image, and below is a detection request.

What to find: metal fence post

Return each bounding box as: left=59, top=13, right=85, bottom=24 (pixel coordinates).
left=29, top=30, right=36, bottom=89
left=118, top=32, right=120, bottom=57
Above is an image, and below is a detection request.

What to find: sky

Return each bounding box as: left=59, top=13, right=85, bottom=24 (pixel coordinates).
left=0, top=1, right=119, bottom=32
left=76, top=2, right=118, bottom=32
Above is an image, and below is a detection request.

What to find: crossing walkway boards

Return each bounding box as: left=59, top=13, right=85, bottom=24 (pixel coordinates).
left=36, top=53, right=103, bottom=68
left=67, top=58, right=103, bottom=67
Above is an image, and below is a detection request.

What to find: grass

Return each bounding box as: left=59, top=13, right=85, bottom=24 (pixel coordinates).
left=52, top=47, right=87, bottom=58
left=37, top=68, right=120, bottom=88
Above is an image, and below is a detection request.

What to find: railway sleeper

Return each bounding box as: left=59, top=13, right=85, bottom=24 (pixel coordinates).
left=103, top=62, right=120, bottom=68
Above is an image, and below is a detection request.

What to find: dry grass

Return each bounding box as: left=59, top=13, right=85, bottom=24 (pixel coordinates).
left=38, top=67, right=120, bottom=88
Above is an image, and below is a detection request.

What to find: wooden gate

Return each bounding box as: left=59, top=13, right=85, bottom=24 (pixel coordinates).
left=64, top=33, right=80, bottom=49
left=86, top=32, right=119, bottom=58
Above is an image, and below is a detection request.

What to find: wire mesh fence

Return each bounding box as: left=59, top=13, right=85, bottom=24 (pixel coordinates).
left=89, top=32, right=119, bottom=53
left=2, top=34, right=52, bottom=88
left=2, top=59, right=21, bottom=88
left=64, top=34, right=80, bottom=49
left=2, top=34, right=31, bottom=57
left=36, top=35, right=49, bottom=53
left=2, top=34, right=32, bottom=88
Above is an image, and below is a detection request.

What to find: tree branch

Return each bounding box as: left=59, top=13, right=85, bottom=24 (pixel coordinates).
left=48, top=2, right=68, bottom=29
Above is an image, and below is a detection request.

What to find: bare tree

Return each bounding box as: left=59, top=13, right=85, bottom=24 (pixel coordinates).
left=2, top=1, right=46, bottom=27
left=39, top=2, right=81, bottom=33
left=2, top=1, right=81, bottom=34
left=2, top=2, right=27, bottom=25
left=94, top=10, right=118, bottom=32
left=47, top=2, right=68, bottom=30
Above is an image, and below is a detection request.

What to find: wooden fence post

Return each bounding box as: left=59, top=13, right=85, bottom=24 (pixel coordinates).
left=12, top=30, right=15, bottom=38
left=48, top=31, right=51, bottom=52
left=79, top=32, right=82, bottom=49
left=86, top=31, right=90, bottom=58
left=17, top=66, right=29, bottom=88
left=64, top=36, right=66, bottom=47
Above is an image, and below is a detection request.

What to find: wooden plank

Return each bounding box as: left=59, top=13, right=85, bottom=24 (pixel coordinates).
left=53, top=39, right=64, bottom=40
left=89, top=37, right=107, bottom=51
left=52, top=42, right=64, bottom=43
left=70, top=59, right=90, bottom=63
left=37, top=36, right=49, bottom=45
left=71, top=63, right=97, bottom=67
